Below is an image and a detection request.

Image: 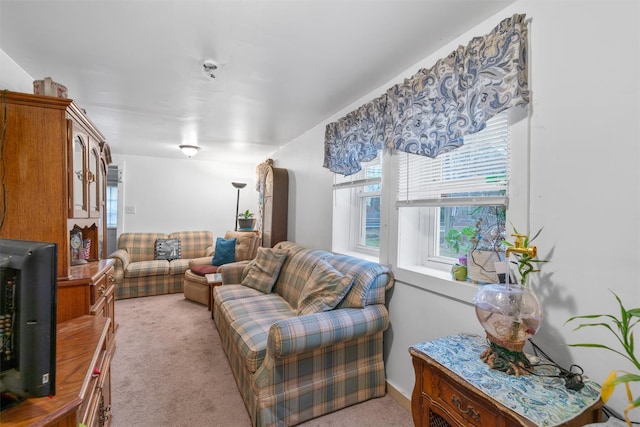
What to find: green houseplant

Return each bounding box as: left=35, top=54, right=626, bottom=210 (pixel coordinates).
left=502, top=225, right=549, bottom=285
left=444, top=206, right=507, bottom=283
left=237, top=209, right=256, bottom=229
left=566, top=291, right=640, bottom=426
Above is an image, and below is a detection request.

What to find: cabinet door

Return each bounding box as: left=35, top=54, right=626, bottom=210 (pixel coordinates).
left=89, top=140, right=101, bottom=218
left=71, top=131, right=89, bottom=218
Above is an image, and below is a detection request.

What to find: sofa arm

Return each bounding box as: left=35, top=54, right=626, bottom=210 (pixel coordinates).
left=268, top=305, right=389, bottom=358
left=189, top=256, right=214, bottom=267
left=218, top=260, right=251, bottom=284
left=108, top=249, right=130, bottom=283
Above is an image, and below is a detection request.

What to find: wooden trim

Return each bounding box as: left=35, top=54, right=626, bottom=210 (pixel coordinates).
left=386, top=380, right=411, bottom=414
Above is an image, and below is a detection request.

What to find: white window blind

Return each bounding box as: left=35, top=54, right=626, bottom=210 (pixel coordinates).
left=333, top=151, right=382, bottom=190
left=396, top=111, right=509, bottom=207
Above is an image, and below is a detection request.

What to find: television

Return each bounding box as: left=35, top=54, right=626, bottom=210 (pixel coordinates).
left=0, top=238, right=57, bottom=409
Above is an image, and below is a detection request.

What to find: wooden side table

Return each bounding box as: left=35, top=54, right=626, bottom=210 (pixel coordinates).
left=409, top=334, right=602, bottom=427
left=205, top=272, right=223, bottom=316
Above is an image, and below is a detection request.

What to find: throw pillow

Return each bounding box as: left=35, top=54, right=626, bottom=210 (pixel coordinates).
left=241, top=247, right=288, bottom=293
left=154, top=238, right=181, bottom=261
left=190, top=265, right=218, bottom=276
left=297, top=260, right=354, bottom=316
left=211, top=237, right=236, bottom=266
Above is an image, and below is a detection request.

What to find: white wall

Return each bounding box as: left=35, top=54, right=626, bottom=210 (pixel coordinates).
left=112, top=154, right=259, bottom=237
left=271, top=0, right=640, bottom=419
left=0, top=49, right=33, bottom=92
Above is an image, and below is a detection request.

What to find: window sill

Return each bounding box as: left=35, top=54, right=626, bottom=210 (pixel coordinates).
left=332, top=249, right=379, bottom=263
left=393, top=264, right=483, bottom=305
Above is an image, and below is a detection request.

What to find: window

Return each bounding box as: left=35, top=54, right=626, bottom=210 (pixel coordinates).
left=332, top=152, right=382, bottom=257
left=396, top=111, right=510, bottom=271
left=106, top=185, right=118, bottom=228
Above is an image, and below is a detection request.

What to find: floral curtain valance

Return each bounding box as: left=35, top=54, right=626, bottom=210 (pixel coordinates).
left=324, top=13, right=530, bottom=176
left=322, top=94, right=387, bottom=176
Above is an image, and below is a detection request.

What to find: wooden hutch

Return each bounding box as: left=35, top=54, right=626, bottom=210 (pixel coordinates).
left=0, top=90, right=115, bottom=424
left=261, top=165, right=288, bottom=248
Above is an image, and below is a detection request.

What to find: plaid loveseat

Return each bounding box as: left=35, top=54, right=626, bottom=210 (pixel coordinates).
left=110, top=231, right=213, bottom=299
left=213, top=241, right=394, bottom=427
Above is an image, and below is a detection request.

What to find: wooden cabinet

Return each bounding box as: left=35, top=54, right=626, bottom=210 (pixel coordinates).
left=0, top=91, right=109, bottom=279
left=261, top=166, right=288, bottom=248
left=0, top=91, right=113, bottom=325
left=410, top=340, right=602, bottom=427
left=57, top=259, right=116, bottom=334
left=1, top=315, right=113, bottom=426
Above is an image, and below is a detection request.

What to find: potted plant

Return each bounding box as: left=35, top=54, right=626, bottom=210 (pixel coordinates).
left=445, top=226, right=475, bottom=280
left=566, top=291, right=640, bottom=426
left=237, top=209, right=256, bottom=230
left=460, top=206, right=507, bottom=284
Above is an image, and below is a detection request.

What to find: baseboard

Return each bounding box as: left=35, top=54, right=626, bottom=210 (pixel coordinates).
left=386, top=381, right=411, bottom=414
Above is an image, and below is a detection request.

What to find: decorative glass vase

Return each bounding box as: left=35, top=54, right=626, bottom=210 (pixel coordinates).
left=474, top=283, right=542, bottom=375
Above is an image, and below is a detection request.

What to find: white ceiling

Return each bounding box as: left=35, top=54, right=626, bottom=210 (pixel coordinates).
left=0, top=0, right=514, bottom=164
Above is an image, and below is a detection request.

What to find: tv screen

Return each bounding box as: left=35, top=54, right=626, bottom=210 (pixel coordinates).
left=0, top=238, right=57, bottom=408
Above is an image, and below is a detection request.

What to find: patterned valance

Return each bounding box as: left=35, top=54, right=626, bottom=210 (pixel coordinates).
left=322, top=94, right=387, bottom=176
left=324, top=13, right=530, bottom=176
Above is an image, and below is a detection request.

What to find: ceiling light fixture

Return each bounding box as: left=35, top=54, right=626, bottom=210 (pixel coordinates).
left=202, top=59, right=218, bottom=79
left=179, top=144, right=200, bottom=157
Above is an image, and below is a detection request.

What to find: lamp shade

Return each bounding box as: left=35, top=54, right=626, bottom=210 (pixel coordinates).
left=179, top=144, right=200, bottom=157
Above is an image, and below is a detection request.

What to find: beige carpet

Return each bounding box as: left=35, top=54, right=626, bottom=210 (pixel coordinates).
left=111, top=293, right=413, bottom=427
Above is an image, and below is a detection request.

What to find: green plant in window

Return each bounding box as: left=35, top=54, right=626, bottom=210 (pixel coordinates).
left=445, top=226, right=478, bottom=255
left=238, top=209, right=254, bottom=219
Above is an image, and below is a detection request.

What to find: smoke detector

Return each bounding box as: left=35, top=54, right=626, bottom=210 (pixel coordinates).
left=202, top=59, right=218, bottom=79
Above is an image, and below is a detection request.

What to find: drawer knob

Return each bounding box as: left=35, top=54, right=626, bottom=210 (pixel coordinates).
left=452, top=395, right=480, bottom=421
left=92, top=367, right=101, bottom=378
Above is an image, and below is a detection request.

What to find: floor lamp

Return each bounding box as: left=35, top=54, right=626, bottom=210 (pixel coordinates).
left=232, top=182, right=247, bottom=231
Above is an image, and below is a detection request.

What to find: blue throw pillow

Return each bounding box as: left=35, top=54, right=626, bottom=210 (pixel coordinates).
left=211, top=237, right=236, bottom=266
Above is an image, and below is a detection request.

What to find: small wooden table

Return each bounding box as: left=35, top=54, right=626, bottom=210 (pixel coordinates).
left=409, top=334, right=602, bottom=427
left=205, top=272, right=223, bottom=315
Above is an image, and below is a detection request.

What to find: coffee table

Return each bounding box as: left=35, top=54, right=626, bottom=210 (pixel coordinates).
left=205, top=272, right=223, bottom=314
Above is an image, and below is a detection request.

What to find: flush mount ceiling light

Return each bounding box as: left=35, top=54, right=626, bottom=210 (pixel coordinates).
left=202, top=59, right=218, bottom=79
left=179, top=144, right=200, bottom=157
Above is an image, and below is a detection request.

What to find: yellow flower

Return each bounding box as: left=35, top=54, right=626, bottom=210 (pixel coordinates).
left=601, top=370, right=618, bottom=402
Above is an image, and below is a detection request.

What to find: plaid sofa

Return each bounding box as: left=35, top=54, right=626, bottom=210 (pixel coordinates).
left=110, top=231, right=213, bottom=299
left=213, top=241, right=394, bottom=427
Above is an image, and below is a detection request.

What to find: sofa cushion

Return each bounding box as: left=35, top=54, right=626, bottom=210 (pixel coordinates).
left=229, top=311, right=294, bottom=373
left=168, top=231, right=214, bottom=260
left=224, top=231, right=259, bottom=261
left=154, top=238, right=181, bottom=261
left=219, top=294, right=294, bottom=324
left=212, top=237, right=236, bottom=266
left=191, top=264, right=219, bottom=276
left=241, top=248, right=288, bottom=293
left=118, top=232, right=169, bottom=263
left=168, top=258, right=190, bottom=275
left=297, top=259, right=354, bottom=316
left=124, top=260, right=170, bottom=278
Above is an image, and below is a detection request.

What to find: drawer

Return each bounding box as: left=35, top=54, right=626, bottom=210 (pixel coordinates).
left=434, top=374, right=498, bottom=426
left=78, top=347, right=109, bottom=423
left=91, top=273, right=108, bottom=305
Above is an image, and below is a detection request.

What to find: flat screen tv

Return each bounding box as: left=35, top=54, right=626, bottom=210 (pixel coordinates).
left=0, top=238, right=57, bottom=409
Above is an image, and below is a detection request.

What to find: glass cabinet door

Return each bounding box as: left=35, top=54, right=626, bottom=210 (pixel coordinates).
left=89, top=142, right=100, bottom=218
left=72, top=134, right=88, bottom=217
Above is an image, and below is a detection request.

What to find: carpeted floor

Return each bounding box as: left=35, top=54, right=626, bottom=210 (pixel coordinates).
left=111, top=293, right=413, bottom=427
